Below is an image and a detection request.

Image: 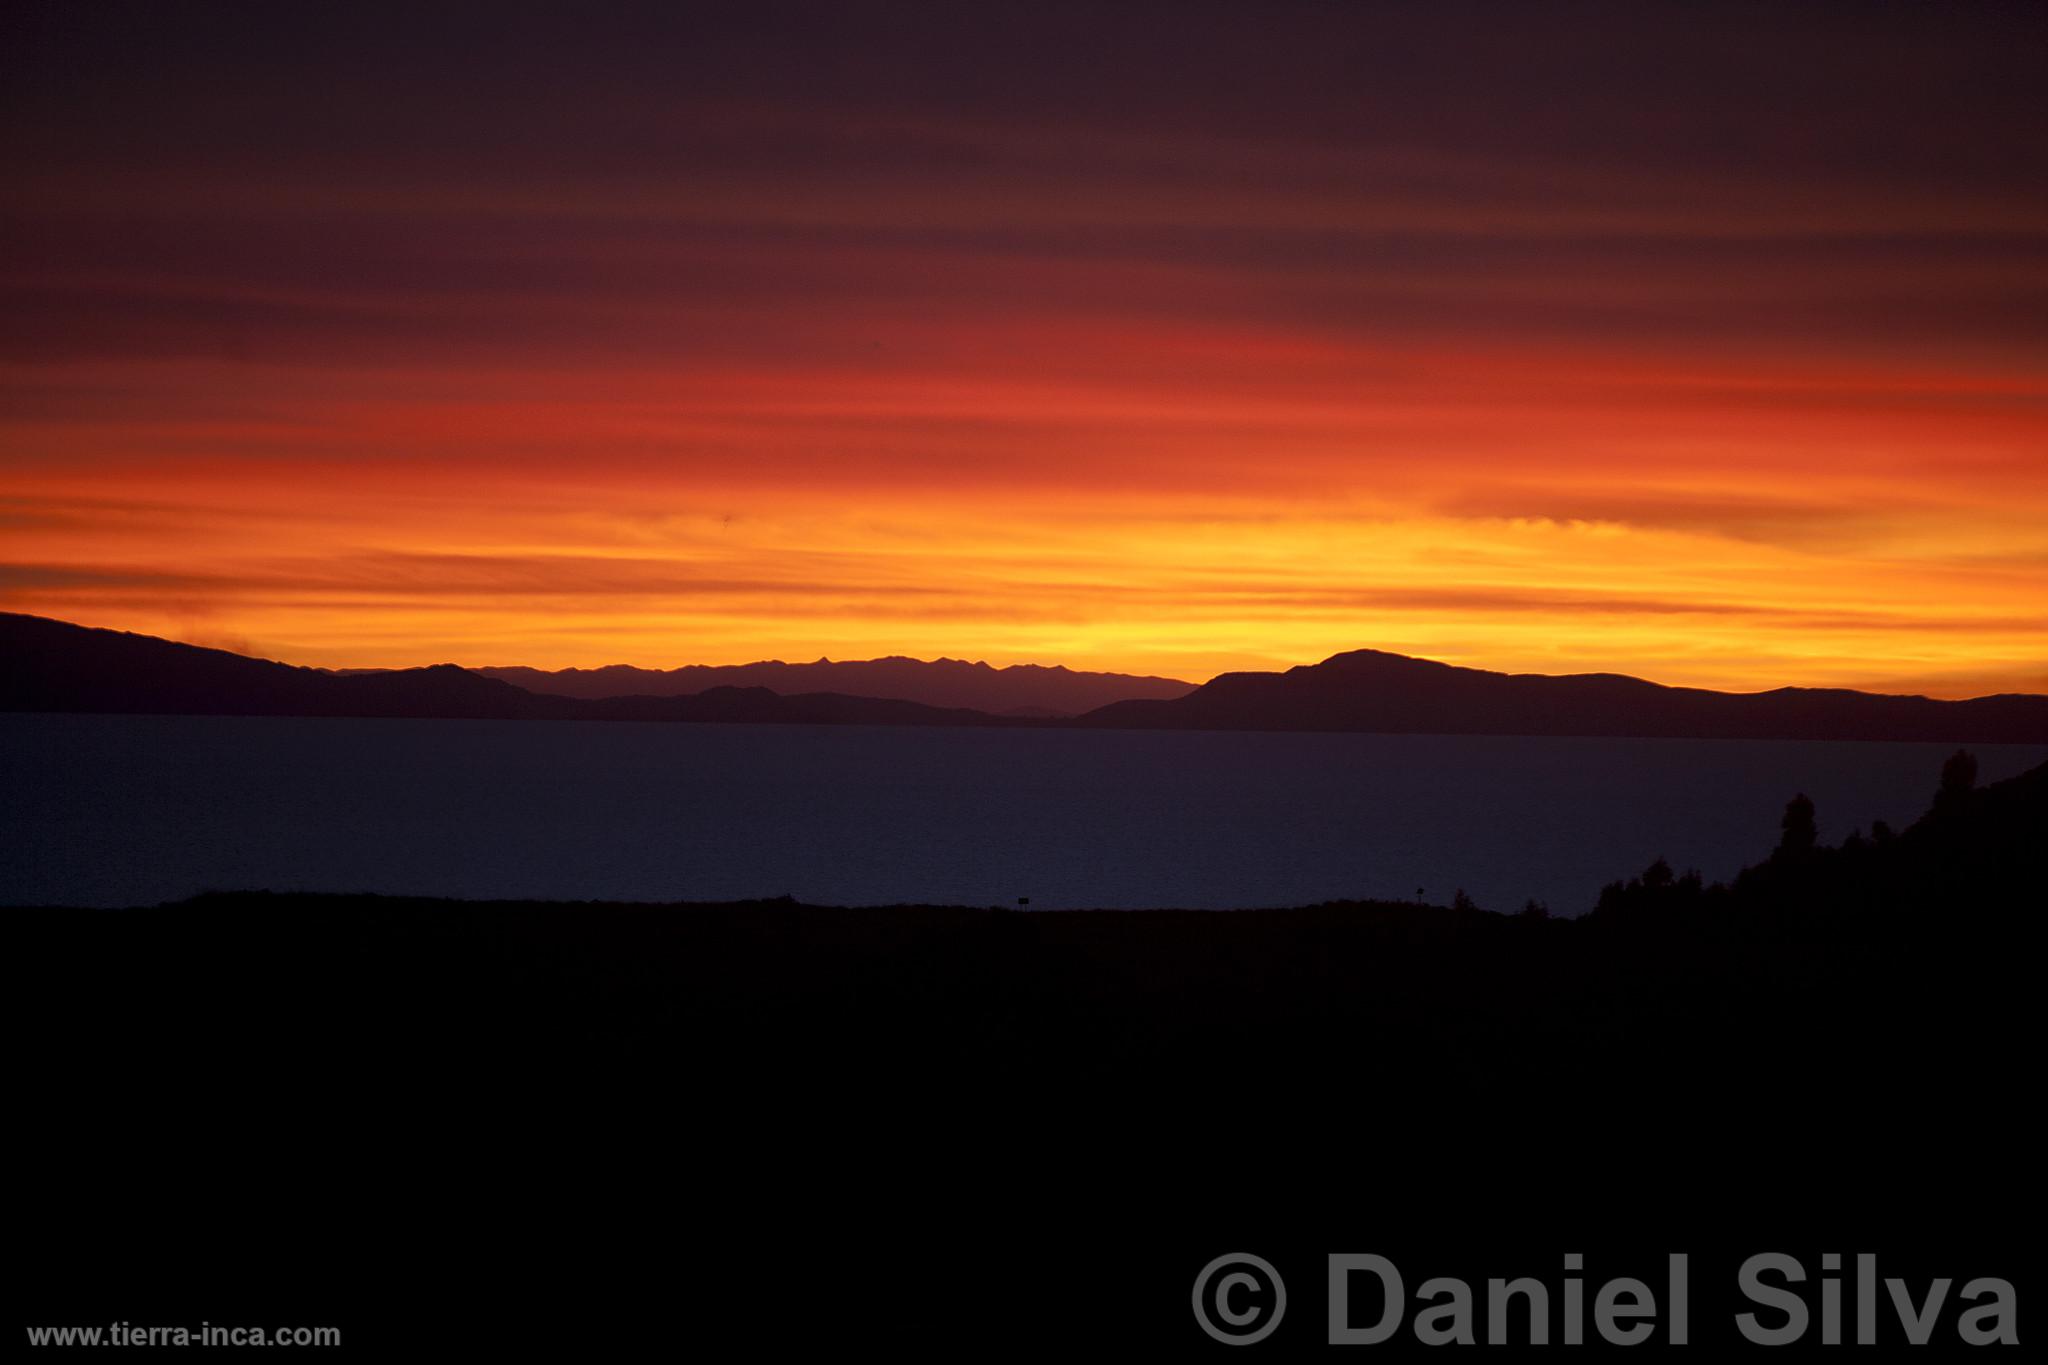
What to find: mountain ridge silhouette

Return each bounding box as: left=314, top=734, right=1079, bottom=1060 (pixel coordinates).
left=0, top=613, right=1011, bottom=727
left=456, top=655, right=1195, bottom=715
left=5, top=611, right=2044, bottom=741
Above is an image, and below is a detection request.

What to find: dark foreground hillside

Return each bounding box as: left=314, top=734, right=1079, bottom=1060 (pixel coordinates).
left=16, top=757, right=2041, bottom=1352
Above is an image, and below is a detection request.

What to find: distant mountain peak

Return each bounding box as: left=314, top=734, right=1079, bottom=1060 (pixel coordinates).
left=1312, top=648, right=1465, bottom=674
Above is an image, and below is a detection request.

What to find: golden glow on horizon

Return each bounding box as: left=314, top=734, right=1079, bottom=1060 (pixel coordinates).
left=3, top=341, right=2043, bottom=697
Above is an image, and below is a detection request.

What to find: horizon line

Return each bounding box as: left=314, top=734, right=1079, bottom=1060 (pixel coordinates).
left=10, top=610, right=2046, bottom=706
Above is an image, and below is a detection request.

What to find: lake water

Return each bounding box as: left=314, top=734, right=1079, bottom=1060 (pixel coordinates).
left=3, top=714, right=2042, bottom=913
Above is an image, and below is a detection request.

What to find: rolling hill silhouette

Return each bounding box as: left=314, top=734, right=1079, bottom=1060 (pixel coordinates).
left=6, top=612, right=2045, bottom=740
left=1078, top=646, right=2048, bottom=742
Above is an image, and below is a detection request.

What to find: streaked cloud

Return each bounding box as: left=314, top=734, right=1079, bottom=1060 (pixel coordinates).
left=3, top=1, right=2043, bottom=695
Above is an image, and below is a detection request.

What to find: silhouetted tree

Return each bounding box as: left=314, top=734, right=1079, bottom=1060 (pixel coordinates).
left=1777, top=793, right=1817, bottom=858
left=1642, top=857, right=1674, bottom=888
left=1934, top=749, right=1979, bottom=818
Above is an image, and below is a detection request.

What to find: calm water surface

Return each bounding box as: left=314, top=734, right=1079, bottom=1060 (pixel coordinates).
left=4, top=714, right=2042, bottom=912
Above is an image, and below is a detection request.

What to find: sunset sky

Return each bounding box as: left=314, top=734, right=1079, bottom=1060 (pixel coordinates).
left=5, top=1, right=2044, bottom=694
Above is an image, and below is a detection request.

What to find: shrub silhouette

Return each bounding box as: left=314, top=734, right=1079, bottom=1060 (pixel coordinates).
left=1591, top=855, right=1706, bottom=917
